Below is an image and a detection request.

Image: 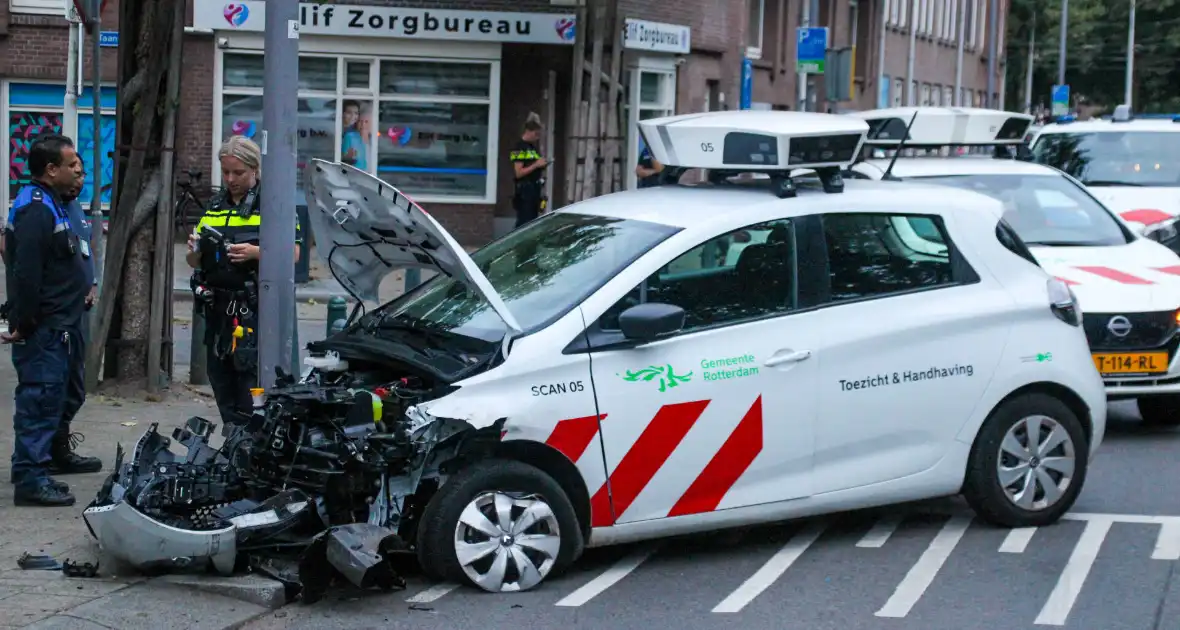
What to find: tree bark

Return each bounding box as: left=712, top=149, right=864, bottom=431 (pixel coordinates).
left=84, top=0, right=178, bottom=392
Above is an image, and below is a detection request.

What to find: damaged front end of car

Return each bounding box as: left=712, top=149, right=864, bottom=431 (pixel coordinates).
left=82, top=356, right=505, bottom=603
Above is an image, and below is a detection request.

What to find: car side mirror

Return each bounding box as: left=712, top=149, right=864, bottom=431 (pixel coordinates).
left=618, top=303, right=685, bottom=342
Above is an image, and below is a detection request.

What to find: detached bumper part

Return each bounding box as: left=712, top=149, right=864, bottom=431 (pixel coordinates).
left=82, top=502, right=237, bottom=575
left=299, top=523, right=407, bottom=604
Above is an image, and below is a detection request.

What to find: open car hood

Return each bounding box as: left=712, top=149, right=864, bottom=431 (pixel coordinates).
left=303, top=159, right=522, bottom=333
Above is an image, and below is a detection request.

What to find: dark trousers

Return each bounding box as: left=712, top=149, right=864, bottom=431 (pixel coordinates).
left=514, top=184, right=542, bottom=228
left=58, top=311, right=88, bottom=440
left=10, top=326, right=80, bottom=491
left=206, top=343, right=255, bottom=429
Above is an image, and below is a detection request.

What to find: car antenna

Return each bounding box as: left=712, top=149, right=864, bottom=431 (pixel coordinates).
left=881, top=111, right=920, bottom=182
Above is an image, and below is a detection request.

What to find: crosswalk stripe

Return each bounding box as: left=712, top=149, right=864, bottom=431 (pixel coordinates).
left=712, top=521, right=826, bottom=613
left=1152, top=522, right=1180, bottom=560
left=406, top=582, right=461, bottom=603
left=875, top=515, right=972, bottom=618
left=1035, top=517, right=1113, bottom=626
left=555, top=547, right=656, bottom=607
left=999, top=527, right=1037, bottom=553
left=857, top=514, right=903, bottom=548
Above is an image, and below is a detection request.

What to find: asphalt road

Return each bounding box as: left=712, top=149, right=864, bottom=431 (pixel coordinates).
left=241, top=401, right=1180, bottom=630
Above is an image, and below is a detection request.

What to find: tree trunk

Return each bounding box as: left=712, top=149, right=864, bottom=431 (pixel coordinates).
left=84, top=0, right=180, bottom=392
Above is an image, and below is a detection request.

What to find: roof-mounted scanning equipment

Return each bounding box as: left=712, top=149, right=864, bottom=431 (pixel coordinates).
left=636, top=110, right=869, bottom=198
left=850, top=107, right=1034, bottom=148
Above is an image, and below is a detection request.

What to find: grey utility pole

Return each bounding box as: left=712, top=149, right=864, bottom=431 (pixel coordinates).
left=1057, top=0, right=1068, bottom=86
left=1124, top=0, right=1135, bottom=107
left=876, top=0, right=888, bottom=107
left=258, top=0, right=299, bottom=390
left=986, top=0, right=998, bottom=107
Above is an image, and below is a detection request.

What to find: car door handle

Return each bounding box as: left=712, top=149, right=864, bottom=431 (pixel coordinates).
left=764, top=350, right=812, bottom=367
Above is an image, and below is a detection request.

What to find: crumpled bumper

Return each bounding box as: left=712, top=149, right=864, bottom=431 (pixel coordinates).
left=82, top=501, right=238, bottom=575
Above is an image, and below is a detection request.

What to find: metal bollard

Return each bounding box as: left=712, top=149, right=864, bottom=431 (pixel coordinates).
left=326, top=296, right=347, bottom=337
left=190, top=308, right=209, bottom=385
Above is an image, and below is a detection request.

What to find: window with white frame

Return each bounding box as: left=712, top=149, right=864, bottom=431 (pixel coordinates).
left=624, top=65, right=676, bottom=190
left=9, top=0, right=60, bottom=14
left=949, top=0, right=958, bottom=41
left=890, top=0, right=900, bottom=26
left=925, top=0, right=935, bottom=35
left=899, top=0, right=908, bottom=28
left=921, top=83, right=931, bottom=105
left=977, top=0, right=987, bottom=52
left=893, top=78, right=904, bottom=106
left=747, top=0, right=765, bottom=58
left=943, top=85, right=953, bottom=106
left=965, top=0, right=976, bottom=48
left=4, top=82, right=117, bottom=211
left=219, top=52, right=496, bottom=203
left=918, top=0, right=927, bottom=34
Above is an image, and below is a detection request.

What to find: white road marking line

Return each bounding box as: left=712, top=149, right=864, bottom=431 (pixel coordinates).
left=1152, top=522, right=1180, bottom=560
left=1034, top=517, right=1113, bottom=626
left=1062, top=512, right=1180, bottom=525
left=555, top=547, right=655, bottom=607
left=875, top=515, right=972, bottom=618
left=857, top=515, right=903, bottom=548
left=712, top=521, right=826, bottom=614
left=406, top=582, right=461, bottom=603
left=999, top=527, right=1037, bottom=553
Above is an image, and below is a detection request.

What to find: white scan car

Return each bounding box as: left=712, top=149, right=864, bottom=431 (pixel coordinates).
left=1030, top=108, right=1180, bottom=242
left=848, top=106, right=1180, bottom=425
left=83, top=111, right=1107, bottom=595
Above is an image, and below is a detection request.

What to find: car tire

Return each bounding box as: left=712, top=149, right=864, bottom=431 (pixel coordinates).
left=963, top=393, right=1088, bottom=528
left=1137, top=396, right=1180, bottom=427
left=416, top=459, right=583, bottom=593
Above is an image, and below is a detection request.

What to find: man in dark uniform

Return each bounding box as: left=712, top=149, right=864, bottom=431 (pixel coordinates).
left=510, top=112, right=549, bottom=228
left=52, top=178, right=103, bottom=475
left=636, top=142, right=664, bottom=188
left=1, top=133, right=88, bottom=506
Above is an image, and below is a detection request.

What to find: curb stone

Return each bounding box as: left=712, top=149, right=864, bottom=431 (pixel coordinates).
left=21, top=580, right=273, bottom=630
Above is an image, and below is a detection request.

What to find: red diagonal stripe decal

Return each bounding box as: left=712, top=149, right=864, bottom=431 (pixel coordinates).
left=590, top=400, right=711, bottom=527
left=1076, top=266, right=1154, bottom=285
left=544, top=414, right=605, bottom=463
left=1120, top=209, right=1173, bottom=225
left=1055, top=276, right=1079, bottom=286
left=1156, top=266, right=1180, bottom=276
left=667, top=396, right=763, bottom=517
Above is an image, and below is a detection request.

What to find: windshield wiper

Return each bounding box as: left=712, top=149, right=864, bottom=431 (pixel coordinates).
left=1024, top=240, right=1109, bottom=247
left=1081, top=180, right=1145, bottom=187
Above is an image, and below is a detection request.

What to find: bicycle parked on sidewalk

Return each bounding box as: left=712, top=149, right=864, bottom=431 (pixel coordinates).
left=174, top=169, right=220, bottom=238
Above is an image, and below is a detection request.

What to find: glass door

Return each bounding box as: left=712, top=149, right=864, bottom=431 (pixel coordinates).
left=624, top=65, right=676, bottom=190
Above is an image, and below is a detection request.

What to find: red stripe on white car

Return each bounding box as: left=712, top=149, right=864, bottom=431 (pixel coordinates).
left=589, top=400, right=711, bottom=527
left=1156, top=266, right=1180, bottom=276
left=1055, top=276, right=1080, bottom=286
left=543, top=414, right=606, bottom=463
left=666, top=396, right=763, bottom=517
left=1076, top=266, right=1154, bottom=285
left=1120, top=209, right=1173, bottom=226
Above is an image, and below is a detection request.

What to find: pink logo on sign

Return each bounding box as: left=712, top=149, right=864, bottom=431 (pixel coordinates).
left=223, top=3, right=249, bottom=27
left=555, top=18, right=576, bottom=41
left=387, top=126, right=412, bottom=146
left=231, top=120, right=256, bottom=138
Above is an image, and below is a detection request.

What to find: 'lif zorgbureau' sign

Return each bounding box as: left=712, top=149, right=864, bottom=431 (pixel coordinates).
left=198, top=1, right=577, bottom=45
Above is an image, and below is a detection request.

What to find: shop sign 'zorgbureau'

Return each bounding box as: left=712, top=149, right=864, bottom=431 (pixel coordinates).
left=196, top=1, right=577, bottom=46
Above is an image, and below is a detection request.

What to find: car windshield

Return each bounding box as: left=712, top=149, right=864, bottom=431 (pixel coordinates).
left=368, top=212, right=680, bottom=344
left=1031, top=130, right=1180, bottom=187
left=910, top=173, right=1131, bottom=246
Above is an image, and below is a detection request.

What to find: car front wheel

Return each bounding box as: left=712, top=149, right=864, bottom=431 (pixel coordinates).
left=963, top=393, right=1088, bottom=527
left=416, top=459, right=583, bottom=593
left=1137, top=395, right=1180, bottom=427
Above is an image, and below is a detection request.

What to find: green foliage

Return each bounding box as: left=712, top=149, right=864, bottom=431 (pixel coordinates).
left=1005, top=0, right=1180, bottom=112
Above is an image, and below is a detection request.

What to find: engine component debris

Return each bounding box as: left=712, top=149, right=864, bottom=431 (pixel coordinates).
left=81, top=362, right=505, bottom=602
left=17, top=553, right=61, bottom=571
left=62, top=559, right=100, bottom=578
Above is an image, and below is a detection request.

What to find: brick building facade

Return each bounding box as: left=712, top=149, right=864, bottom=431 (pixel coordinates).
left=2, top=0, right=1008, bottom=246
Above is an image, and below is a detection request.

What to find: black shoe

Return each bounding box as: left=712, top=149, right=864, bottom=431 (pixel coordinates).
left=48, top=433, right=104, bottom=475
left=14, top=483, right=76, bottom=507
left=8, top=475, right=69, bottom=492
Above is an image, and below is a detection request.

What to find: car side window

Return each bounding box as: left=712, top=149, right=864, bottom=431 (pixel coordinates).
left=600, top=220, right=797, bottom=332
left=822, top=212, right=963, bottom=302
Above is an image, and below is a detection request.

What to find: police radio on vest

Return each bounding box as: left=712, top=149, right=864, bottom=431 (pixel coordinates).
left=636, top=110, right=870, bottom=174
left=849, top=107, right=1035, bottom=147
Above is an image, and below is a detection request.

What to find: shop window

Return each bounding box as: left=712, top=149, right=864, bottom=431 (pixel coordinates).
left=6, top=83, right=117, bottom=210
left=219, top=53, right=496, bottom=203
left=221, top=95, right=337, bottom=203
left=376, top=101, right=489, bottom=199
left=378, top=60, right=490, bottom=98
